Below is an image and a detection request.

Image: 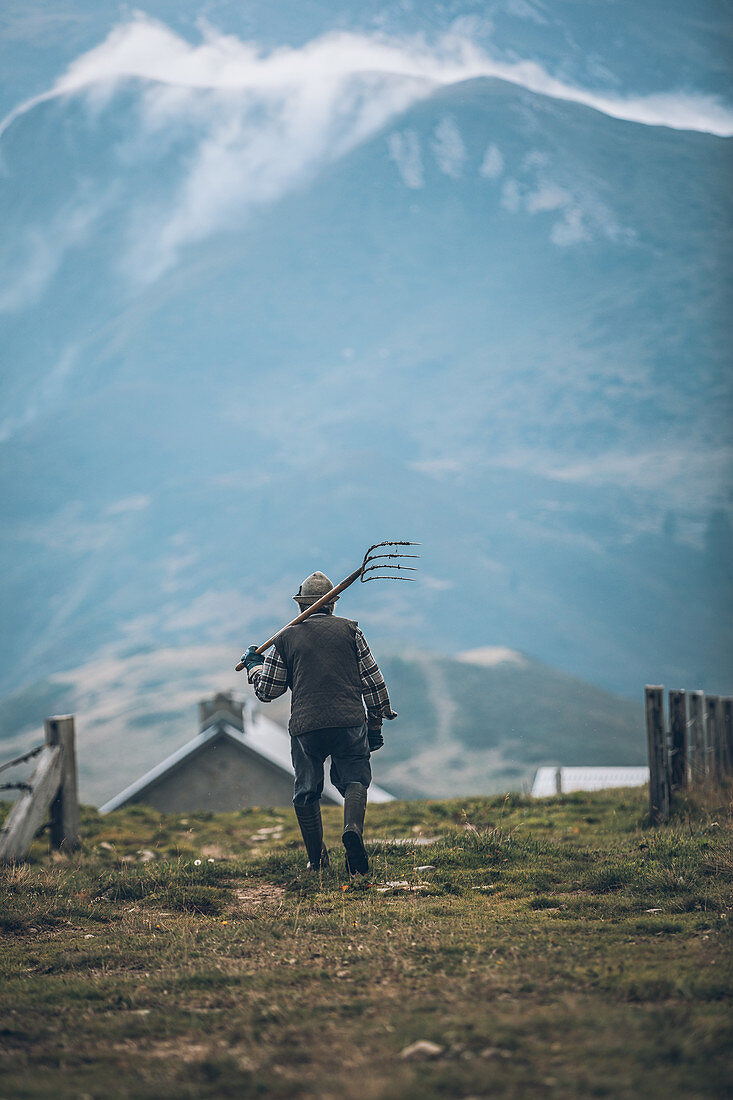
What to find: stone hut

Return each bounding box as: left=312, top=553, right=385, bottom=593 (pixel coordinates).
left=100, top=692, right=394, bottom=813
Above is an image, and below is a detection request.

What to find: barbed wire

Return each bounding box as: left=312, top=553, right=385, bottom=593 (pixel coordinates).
left=0, top=744, right=44, bottom=775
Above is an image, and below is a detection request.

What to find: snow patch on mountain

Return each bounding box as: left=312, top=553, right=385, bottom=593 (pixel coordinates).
left=387, top=129, right=424, bottom=188
left=479, top=143, right=504, bottom=179
left=431, top=115, right=467, bottom=178
left=456, top=646, right=528, bottom=668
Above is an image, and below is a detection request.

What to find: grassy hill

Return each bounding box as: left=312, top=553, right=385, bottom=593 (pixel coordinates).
left=1, top=785, right=731, bottom=1099
left=0, top=646, right=643, bottom=806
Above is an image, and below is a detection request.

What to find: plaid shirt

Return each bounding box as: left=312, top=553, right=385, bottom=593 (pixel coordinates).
left=250, top=615, right=396, bottom=727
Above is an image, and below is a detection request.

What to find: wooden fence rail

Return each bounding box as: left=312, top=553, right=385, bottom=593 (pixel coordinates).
left=645, top=687, right=733, bottom=823
left=0, top=715, right=80, bottom=862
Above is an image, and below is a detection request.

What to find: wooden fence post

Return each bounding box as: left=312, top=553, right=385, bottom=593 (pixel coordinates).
left=704, top=696, right=717, bottom=783
left=669, top=690, right=687, bottom=790
left=688, top=691, right=705, bottom=783
left=45, top=716, right=80, bottom=851
left=704, top=696, right=724, bottom=784
left=717, top=699, right=730, bottom=778
left=645, top=685, right=669, bottom=823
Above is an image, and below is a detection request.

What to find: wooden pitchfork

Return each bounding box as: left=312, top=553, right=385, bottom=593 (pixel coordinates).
left=235, top=541, right=419, bottom=670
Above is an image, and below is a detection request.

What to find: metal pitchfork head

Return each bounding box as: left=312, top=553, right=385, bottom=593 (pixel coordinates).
left=235, top=540, right=420, bottom=669
left=359, top=540, right=420, bottom=582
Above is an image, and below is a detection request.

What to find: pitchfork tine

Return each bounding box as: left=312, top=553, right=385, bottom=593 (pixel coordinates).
left=361, top=564, right=419, bottom=573
left=361, top=575, right=415, bottom=582
left=363, top=553, right=420, bottom=562
left=362, top=568, right=417, bottom=575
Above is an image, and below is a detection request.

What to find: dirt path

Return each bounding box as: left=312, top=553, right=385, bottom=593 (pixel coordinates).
left=233, top=881, right=287, bottom=910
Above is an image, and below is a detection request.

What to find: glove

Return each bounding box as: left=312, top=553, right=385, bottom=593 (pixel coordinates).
left=367, top=728, right=384, bottom=752
left=240, top=645, right=264, bottom=683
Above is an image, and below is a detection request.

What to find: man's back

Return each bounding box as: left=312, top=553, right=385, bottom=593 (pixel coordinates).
left=274, top=614, right=365, bottom=736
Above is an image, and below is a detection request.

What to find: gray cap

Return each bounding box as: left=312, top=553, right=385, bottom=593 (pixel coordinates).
left=293, top=571, right=339, bottom=607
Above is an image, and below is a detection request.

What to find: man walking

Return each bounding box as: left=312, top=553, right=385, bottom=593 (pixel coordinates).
left=241, top=571, right=396, bottom=875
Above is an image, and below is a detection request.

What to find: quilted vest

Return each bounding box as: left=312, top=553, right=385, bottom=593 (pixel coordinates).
left=273, top=614, right=366, bottom=737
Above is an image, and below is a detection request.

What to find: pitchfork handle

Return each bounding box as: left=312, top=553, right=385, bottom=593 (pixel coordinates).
left=234, top=566, right=363, bottom=670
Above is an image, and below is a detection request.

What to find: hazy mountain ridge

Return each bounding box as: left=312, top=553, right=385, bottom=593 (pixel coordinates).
left=2, top=1, right=731, bottom=124
left=0, top=643, right=643, bottom=805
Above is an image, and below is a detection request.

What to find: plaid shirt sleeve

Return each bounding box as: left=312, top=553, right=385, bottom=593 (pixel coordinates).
left=250, top=648, right=289, bottom=702
left=355, top=627, right=397, bottom=727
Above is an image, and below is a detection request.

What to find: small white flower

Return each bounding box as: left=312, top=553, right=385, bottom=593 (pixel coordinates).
left=194, top=859, right=202, bottom=866
left=207, top=858, right=215, bottom=863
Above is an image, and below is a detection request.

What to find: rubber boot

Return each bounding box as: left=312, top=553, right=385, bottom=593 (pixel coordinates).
left=294, top=802, right=329, bottom=870
left=342, top=782, right=369, bottom=876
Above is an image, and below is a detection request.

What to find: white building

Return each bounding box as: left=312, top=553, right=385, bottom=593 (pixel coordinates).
left=532, top=765, right=649, bottom=797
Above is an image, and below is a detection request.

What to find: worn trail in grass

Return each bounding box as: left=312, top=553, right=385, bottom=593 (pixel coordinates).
left=1, top=788, right=731, bottom=1099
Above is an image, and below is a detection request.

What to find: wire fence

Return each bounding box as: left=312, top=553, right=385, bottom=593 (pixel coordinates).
left=0, top=717, right=80, bottom=861
left=0, top=743, right=45, bottom=796
left=0, top=743, right=44, bottom=775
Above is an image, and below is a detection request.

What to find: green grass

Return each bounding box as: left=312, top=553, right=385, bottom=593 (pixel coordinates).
left=1, top=786, right=731, bottom=1099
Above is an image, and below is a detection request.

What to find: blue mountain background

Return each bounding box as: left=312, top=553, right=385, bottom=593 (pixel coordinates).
left=0, top=6, right=731, bottom=800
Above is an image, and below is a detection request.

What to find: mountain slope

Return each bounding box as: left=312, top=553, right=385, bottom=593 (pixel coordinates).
left=0, top=74, right=731, bottom=702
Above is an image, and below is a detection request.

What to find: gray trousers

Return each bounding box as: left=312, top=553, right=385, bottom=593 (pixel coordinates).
left=290, top=723, right=371, bottom=806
